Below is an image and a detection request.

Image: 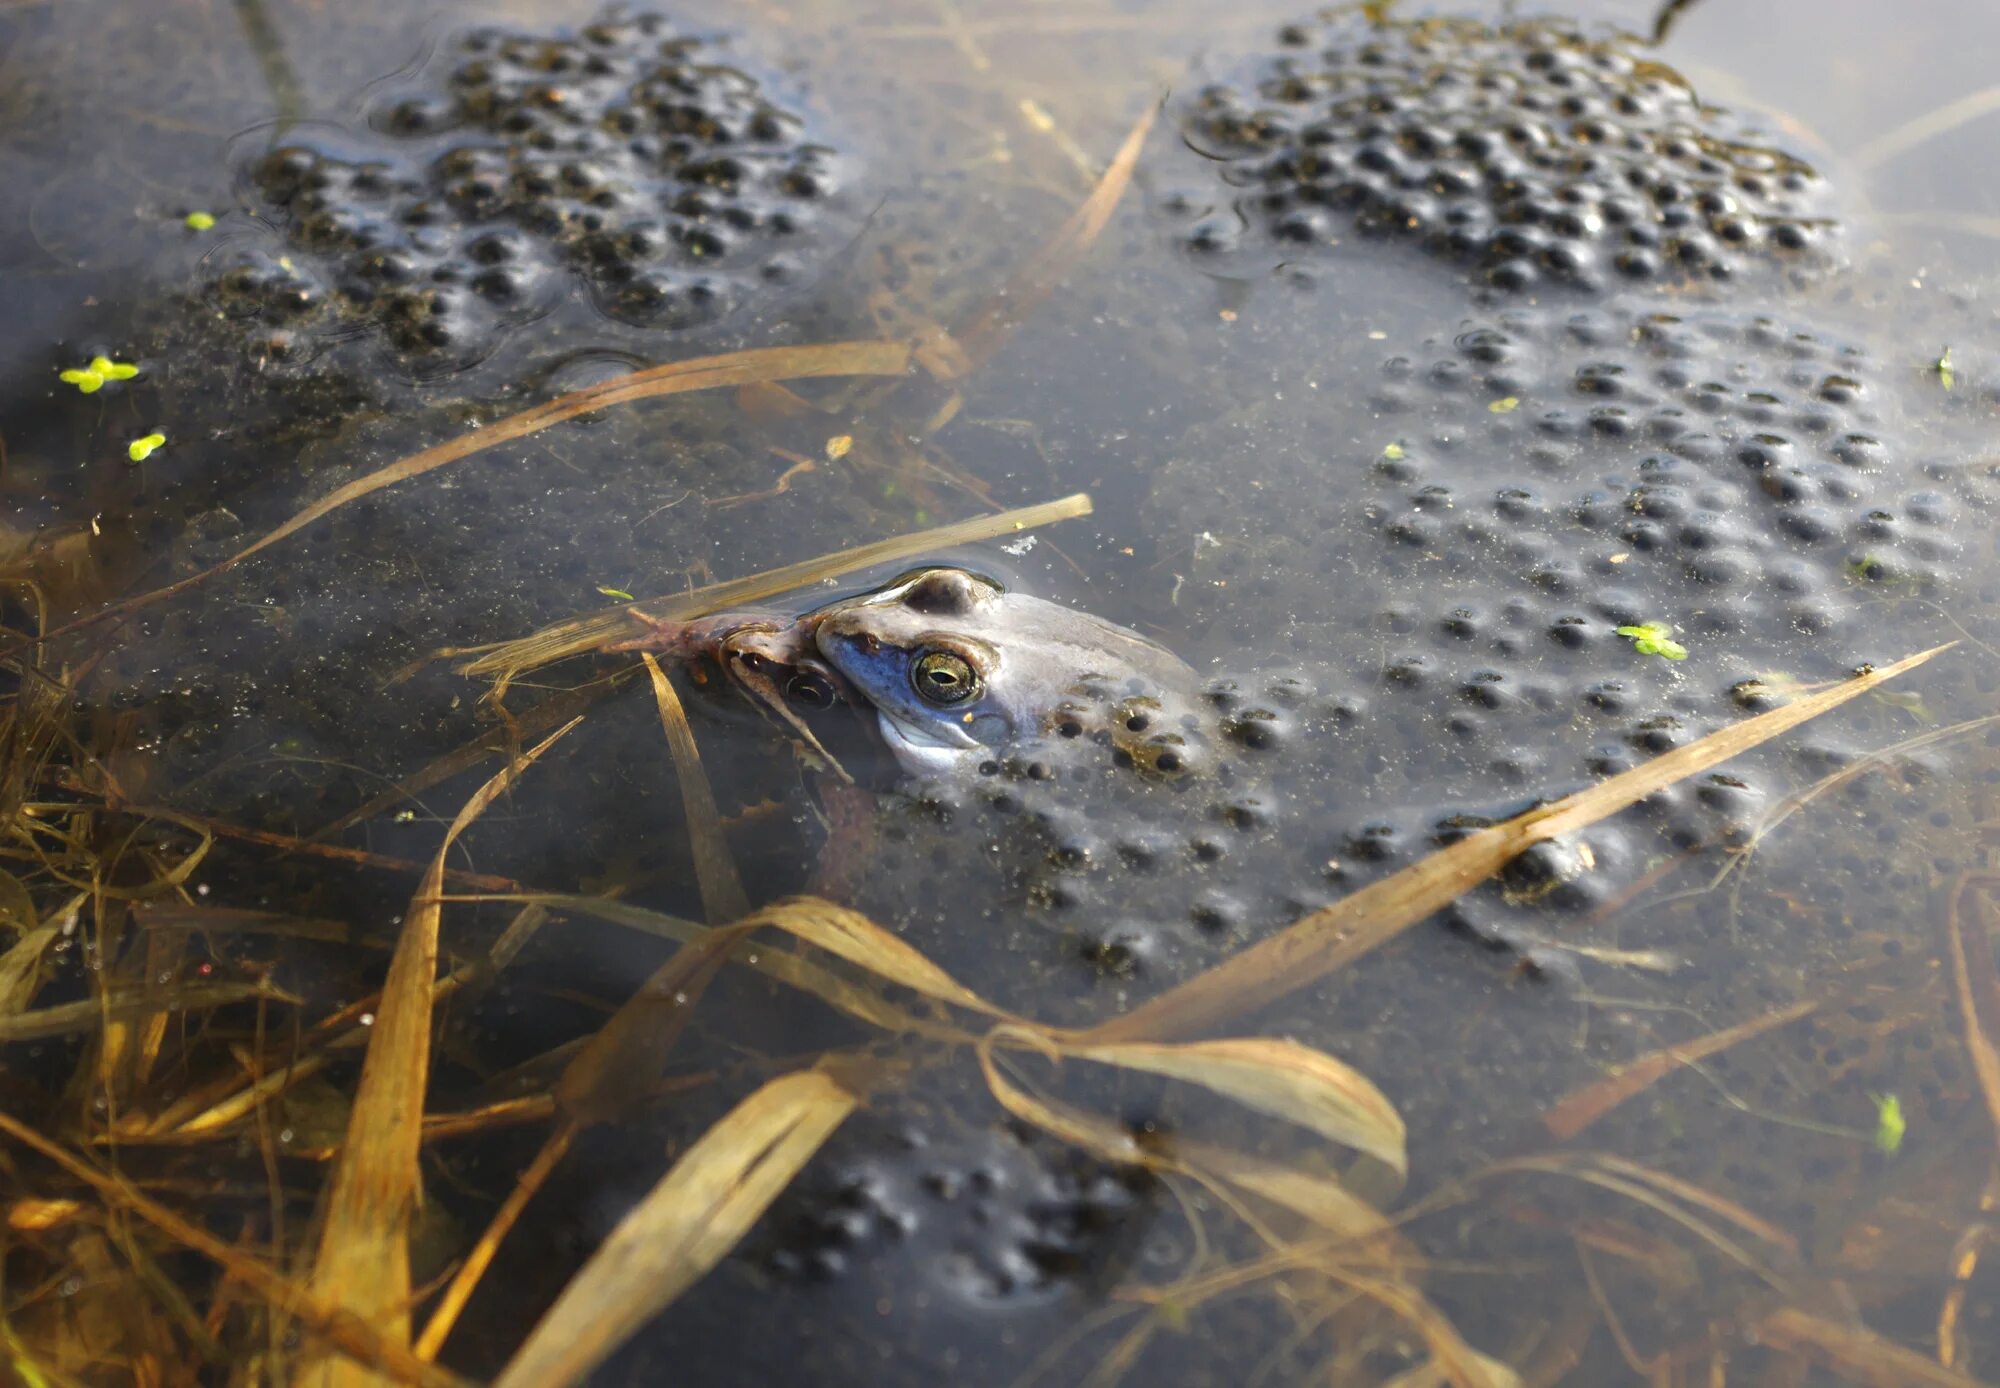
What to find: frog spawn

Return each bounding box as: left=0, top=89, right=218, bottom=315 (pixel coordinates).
left=210, top=12, right=846, bottom=369
left=1136, top=300, right=1968, bottom=945
left=1170, top=11, right=1843, bottom=292
left=839, top=298, right=1974, bottom=1013
left=756, top=1109, right=1152, bottom=1303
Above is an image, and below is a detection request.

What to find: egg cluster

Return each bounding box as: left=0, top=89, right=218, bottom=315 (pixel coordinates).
left=1162, top=303, right=1956, bottom=658
left=1175, top=12, right=1841, bottom=291
left=211, top=13, right=842, bottom=366
left=759, top=1107, right=1150, bottom=1301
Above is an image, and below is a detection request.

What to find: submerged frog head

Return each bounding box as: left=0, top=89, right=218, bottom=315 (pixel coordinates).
left=813, top=567, right=1201, bottom=776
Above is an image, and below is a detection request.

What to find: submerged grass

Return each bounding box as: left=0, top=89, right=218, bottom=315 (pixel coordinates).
left=17, top=340, right=914, bottom=657
left=1084, top=643, right=1955, bottom=1044
left=301, top=722, right=578, bottom=1387
left=0, top=602, right=1975, bottom=1383
left=0, top=53, right=1985, bottom=1388
left=448, top=490, right=1095, bottom=686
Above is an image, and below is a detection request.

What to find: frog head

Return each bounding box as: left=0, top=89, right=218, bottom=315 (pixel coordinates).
left=811, top=567, right=1198, bottom=776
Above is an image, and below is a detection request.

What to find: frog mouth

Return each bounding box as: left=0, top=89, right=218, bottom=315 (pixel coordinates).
left=869, top=706, right=981, bottom=774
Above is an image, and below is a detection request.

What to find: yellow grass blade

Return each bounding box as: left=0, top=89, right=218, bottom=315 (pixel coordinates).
left=1089, top=644, right=1956, bottom=1043
left=1362, top=1303, right=1520, bottom=1388
left=493, top=1068, right=858, bottom=1388
left=1946, top=879, right=2000, bottom=1155
left=1488, top=1152, right=1797, bottom=1282
left=465, top=893, right=969, bottom=1040
left=1177, top=1140, right=1396, bottom=1243
left=980, top=1026, right=1404, bottom=1177
left=978, top=1031, right=1163, bottom=1168
left=0, top=1110, right=472, bottom=1388
left=554, top=926, right=752, bottom=1131
left=303, top=719, right=579, bottom=1386
left=744, top=896, right=1015, bottom=1021
left=1043, top=1032, right=1407, bottom=1177
left=451, top=492, right=1094, bottom=680
left=639, top=652, right=750, bottom=922
left=412, top=1126, right=578, bottom=1364
left=1756, top=1305, right=1985, bottom=1386
left=0, top=980, right=298, bottom=1043
left=0, top=925, right=58, bottom=1015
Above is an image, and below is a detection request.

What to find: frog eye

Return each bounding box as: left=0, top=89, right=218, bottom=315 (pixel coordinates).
left=911, top=649, right=979, bottom=705
left=786, top=670, right=837, bottom=709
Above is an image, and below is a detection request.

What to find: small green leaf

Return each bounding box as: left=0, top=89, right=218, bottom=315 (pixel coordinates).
left=1616, top=622, right=1687, bottom=661
left=184, top=210, right=216, bottom=230
left=126, top=432, right=166, bottom=462
left=1382, top=441, right=1405, bottom=460
left=59, top=354, right=139, bottom=393
left=1933, top=347, right=1954, bottom=391
left=1871, top=1092, right=1905, bottom=1154
left=1488, top=396, right=1520, bottom=414
left=596, top=586, right=635, bottom=601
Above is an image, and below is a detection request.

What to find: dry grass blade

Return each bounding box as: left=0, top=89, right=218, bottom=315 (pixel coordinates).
left=111, top=802, right=527, bottom=894
left=747, top=896, right=1014, bottom=1020
left=1016, top=1030, right=1408, bottom=1178
left=1852, top=85, right=2000, bottom=172
left=1755, top=1305, right=1986, bottom=1386
left=316, top=670, right=634, bottom=838
left=639, top=652, right=750, bottom=922
left=1176, top=1138, right=1396, bottom=1244
left=1335, top=1276, right=1521, bottom=1388
left=1488, top=1152, right=1798, bottom=1281
left=980, top=1028, right=1408, bottom=1218
left=0, top=664, right=72, bottom=836
left=555, top=926, right=751, bottom=1130
left=948, top=102, right=1158, bottom=375
left=1732, top=713, right=2000, bottom=867
left=1579, top=1152, right=1800, bottom=1257
left=304, top=719, right=579, bottom=1385
left=0, top=980, right=299, bottom=1042
left=0, top=924, right=58, bottom=1015
left=978, top=1032, right=1165, bottom=1168
left=1540, top=997, right=1819, bottom=1141
left=1088, top=644, right=1954, bottom=1043
left=129, top=901, right=351, bottom=941
left=493, top=1068, right=858, bottom=1388
left=415, top=916, right=746, bottom=1360
left=0, top=1111, right=471, bottom=1388
left=466, top=892, right=968, bottom=1040
left=47, top=341, right=911, bottom=642
left=452, top=491, right=1093, bottom=681
left=1946, top=879, right=2000, bottom=1154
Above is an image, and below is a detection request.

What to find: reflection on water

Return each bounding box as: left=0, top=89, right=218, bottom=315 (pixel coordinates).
left=4, top=0, right=2000, bottom=1383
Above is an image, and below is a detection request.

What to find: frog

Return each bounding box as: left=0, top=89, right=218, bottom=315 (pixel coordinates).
left=610, top=565, right=1209, bottom=780
left=809, top=566, right=1206, bottom=777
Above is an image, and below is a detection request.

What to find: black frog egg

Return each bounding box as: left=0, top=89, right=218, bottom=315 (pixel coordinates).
left=1174, top=11, right=1843, bottom=290
left=215, top=11, right=845, bottom=368
left=600, top=269, right=731, bottom=329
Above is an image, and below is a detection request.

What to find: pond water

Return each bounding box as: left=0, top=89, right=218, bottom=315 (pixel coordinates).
left=6, top=1, right=2000, bottom=1384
